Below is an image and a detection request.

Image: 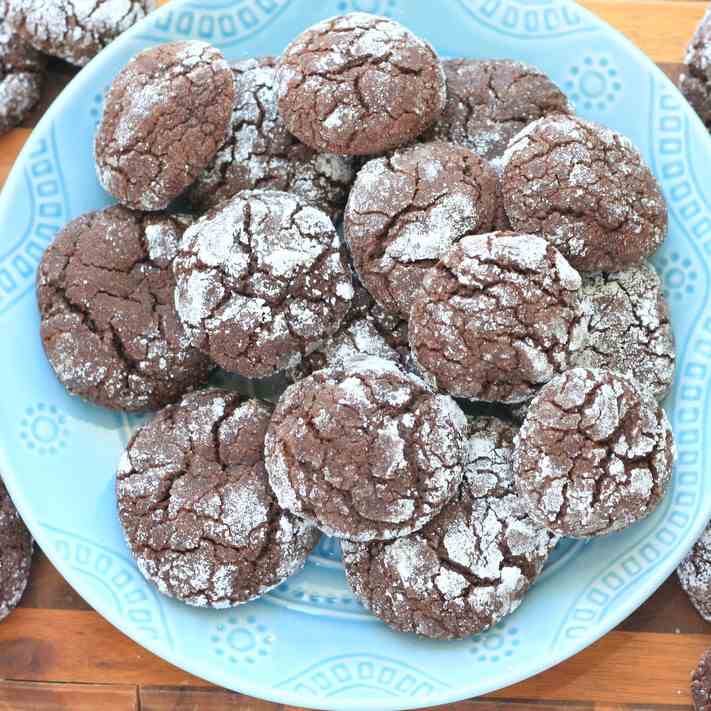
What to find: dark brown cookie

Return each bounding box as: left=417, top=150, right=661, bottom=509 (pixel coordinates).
left=117, top=389, right=319, bottom=607
left=513, top=367, right=674, bottom=538
left=95, top=41, right=235, bottom=210
left=425, top=59, right=572, bottom=161
left=693, top=647, right=711, bottom=711
left=409, top=232, right=587, bottom=404
left=275, top=12, right=446, bottom=156
left=573, top=263, right=676, bottom=400
left=265, top=356, right=468, bottom=542
left=0, top=478, right=32, bottom=621
left=291, top=281, right=407, bottom=380
left=5, top=0, right=155, bottom=66
left=187, top=57, right=354, bottom=221
left=37, top=205, right=212, bottom=412
left=501, top=114, right=668, bottom=272
left=678, top=519, right=711, bottom=622
left=680, top=9, right=711, bottom=128
left=173, top=189, right=354, bottom=379
left=344, top=141, right=498, bottom=319
left=0, top=22, right=45, bottom=135
left=342, top=416, right=557, bottom=639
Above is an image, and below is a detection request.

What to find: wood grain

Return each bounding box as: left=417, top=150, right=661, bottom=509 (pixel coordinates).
left=0, top=682, right=138, bottom=711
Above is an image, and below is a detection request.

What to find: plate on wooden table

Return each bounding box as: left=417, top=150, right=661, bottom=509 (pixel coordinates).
left=0, top=0, right=708, bottom=709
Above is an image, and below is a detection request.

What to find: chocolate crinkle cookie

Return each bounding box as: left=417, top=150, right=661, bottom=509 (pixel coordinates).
left=0, top=478, right=32, bottom=621
left=276, top=13, right=446, bottom=156
left=0, top=22, right=45, bottom=136
left=37, top=205, right=212, bottom=411
left=501, top=114, right=668, bottom=272
left=95, top=41, right=235, bottom=211
left=291, top=282, right=407, bottom=380
left=187, top=57, right=354, bottom=220
left=680, top=9, right=711, bottom=128
left=344, top=141, right=498, bottom=319
left=425, top=59, right=572, bottom=161
left=693, top=647, right=711, bottom=711
left=677, top=519, right=711, bottom=622
left=573, top=263, right=676, bottom=400
left=265, top=356, right=468, bottom=542
left=342, top=416, right=556, bottom=639
left=409, top=232, right=587, bottom=404
left=117, top=389, right=319, bottom=607
left=5, top=0, right=155, bottom=66
left=173, top=189, right=354, bottom=379
left=513, top=367, right=675, bottom=538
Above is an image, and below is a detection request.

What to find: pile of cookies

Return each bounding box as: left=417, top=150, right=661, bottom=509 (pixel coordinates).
left=36, top=12, right=677, bottom=639
left=0, top=0, right=155, bottom=137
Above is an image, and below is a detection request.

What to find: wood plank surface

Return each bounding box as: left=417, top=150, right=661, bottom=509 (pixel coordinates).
left=1, top=1, right=711, bottom=709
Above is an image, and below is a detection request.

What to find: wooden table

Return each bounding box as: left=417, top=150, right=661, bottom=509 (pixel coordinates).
left=0, top=1, right=709, bottom=709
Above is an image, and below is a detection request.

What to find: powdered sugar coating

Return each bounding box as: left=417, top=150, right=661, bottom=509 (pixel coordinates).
left=173, top=189, right=353, bottom=378
left=344, top=141, right=498, bottom=319
left=0, top=478, right=32, bottom=621
left=680, top=8, right=711, bottom=128
left=5, top=0, right=154, bottom=66
left=678, top=519, right=711, bottom=622
left=117, top=389, right=319, bottom=607
left=573, top=263, right=676, bottom=400
left=513, top=367, right=675, bottom=538
left=0, top=23, right=45, bottom=135
left=265, top=356, right=468, bottom=541
left=95, top=40, right=235, bottom=210
left=37, top=206, right=211, bottom=412
left=276, top=13, right=446, bottom=155
left=501, top=114, right=667, bottom=272
left=291, top=280, right=408, bottom=379
left=425, top=59, right=572, bottom=161
left=409, top=231, right=588, bottom=403
left=188, top=57, right=354, bottom=220
left=341, top=416, right=556, bottom=639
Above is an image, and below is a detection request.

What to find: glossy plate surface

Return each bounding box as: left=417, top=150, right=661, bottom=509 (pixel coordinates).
left=0, top=1, right=708, bottom=708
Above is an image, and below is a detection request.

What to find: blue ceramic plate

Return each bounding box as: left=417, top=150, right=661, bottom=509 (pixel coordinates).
left=0, top=1, right=708, bottom=708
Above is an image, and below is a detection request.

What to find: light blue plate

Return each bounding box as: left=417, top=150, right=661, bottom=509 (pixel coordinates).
left=0, top=0, right=708, bottom=708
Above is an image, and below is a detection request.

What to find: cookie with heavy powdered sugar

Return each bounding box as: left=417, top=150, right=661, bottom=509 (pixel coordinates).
left=116, top=389, right=320, bottom=607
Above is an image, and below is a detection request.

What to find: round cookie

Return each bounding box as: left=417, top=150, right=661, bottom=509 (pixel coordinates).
left=513, top=367, right=675, bottom=538
left=344, top=141, right=498, bottom=319
left=276, top=12, right=446, bottom=156
left=426, top=59, right=572, bottom=161
left=677, top=519, right=711, bottom=622
left=572, top=263, right=676, bottom=400
left=409, top=232, right=587, bottom=403
left=95, top=41, right=235, bottom=211
left=5, top=0, right=155, bottom=66
left=292, top=282, right=407, bottom=380
left=0, top=478, right=32, bottom=621
left=173, top=189, right=354, bottom=379
left=0, top=23, right=45, bottom=136
left=680, top=9, right=711, bottom=128
left=188, top=57, right=354, bottom=220
left=37, top=205, right=212, bottom=411
left=693, top=647, right=711, bottom=711
left=265, top=356, right=468, bottom=542
left=117, top=389, right=319, bottom=607
left=501, top=114, right=667, bottom=272
left=342, top=416, right=557, bottom=639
